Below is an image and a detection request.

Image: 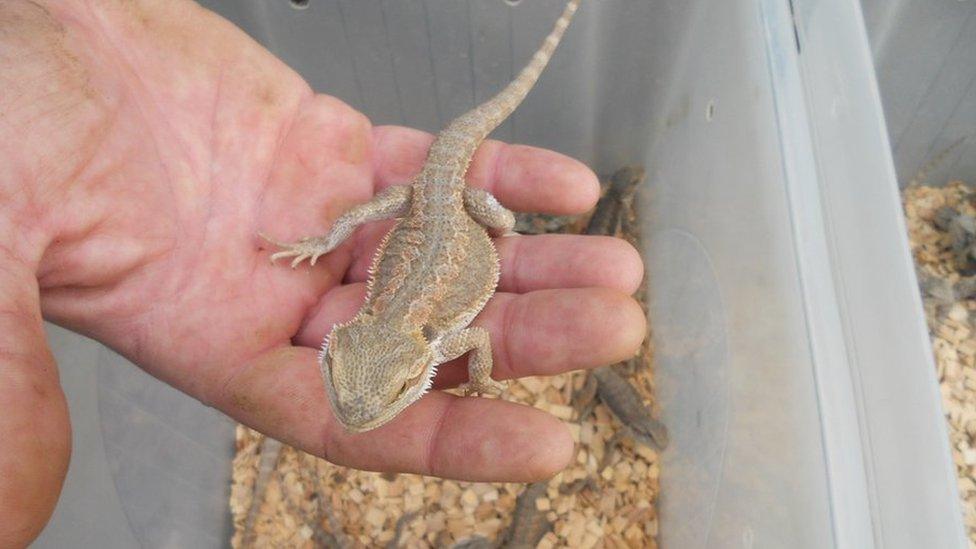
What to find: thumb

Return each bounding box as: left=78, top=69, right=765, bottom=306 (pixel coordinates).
left=0, top=257, right=71, bottom=548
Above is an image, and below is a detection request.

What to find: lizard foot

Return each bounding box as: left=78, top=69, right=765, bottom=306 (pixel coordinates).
left=259, top=232, right=334, bottom=268
left=459, top=378, right=507, bottom=397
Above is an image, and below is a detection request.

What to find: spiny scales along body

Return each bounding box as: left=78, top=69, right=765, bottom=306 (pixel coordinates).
left=268, top=0, right=582, bottom=432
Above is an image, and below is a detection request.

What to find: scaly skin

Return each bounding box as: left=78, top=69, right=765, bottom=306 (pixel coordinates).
left=270, top=0, right=582, bottom=432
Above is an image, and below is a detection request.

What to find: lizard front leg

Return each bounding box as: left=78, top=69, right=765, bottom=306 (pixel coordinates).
left=263, top=184, right=412, bottom=267
left=434, top=327, right=506, bottom=396
left=463, top=187, right=516, bottom=236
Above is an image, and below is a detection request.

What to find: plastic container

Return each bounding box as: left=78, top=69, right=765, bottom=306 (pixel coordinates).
left=36, top=1, right=967, bottom=547
left=861, top=0, right=976, bottom=188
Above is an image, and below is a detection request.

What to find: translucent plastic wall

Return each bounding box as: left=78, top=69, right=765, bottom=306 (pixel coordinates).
left=861, top=0, right=976, bottom=187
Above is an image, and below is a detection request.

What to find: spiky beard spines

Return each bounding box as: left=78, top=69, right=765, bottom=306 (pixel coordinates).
left=420, top=363, right=437, bottom=396
left=317, top=334, right=330, bottom=365
left=463, top=231, right=501, bottom=327
left=363, top=223, right=397, bottom=303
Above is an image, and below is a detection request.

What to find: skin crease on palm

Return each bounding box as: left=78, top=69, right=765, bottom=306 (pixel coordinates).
left=0, top=0, right=646, bottom=545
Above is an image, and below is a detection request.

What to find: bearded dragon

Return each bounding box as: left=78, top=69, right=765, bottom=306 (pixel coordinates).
left=266, top=0, right=581, bottom=432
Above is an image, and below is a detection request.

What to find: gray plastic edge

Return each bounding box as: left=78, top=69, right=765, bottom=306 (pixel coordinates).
left=758, top=0, right=874, bottom=546
left=791, top=0, right=967, bottom=546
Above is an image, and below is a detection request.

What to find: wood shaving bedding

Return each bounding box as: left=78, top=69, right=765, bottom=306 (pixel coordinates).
left=903, top=180, right=976, bottom=544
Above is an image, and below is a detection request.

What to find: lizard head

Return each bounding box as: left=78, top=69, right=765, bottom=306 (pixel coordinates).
left=320, top=318, right=435, bottom=432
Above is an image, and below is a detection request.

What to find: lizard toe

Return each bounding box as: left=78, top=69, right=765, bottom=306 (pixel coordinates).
left=460, top=378, right=507, bottom=397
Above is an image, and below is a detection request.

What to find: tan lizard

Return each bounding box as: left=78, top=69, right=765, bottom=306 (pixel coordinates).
left=265, top=0, right=582, bottom=432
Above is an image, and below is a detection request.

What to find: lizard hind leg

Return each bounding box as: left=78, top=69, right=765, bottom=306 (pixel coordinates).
left=434, top=327, right=506, bottom=396
left=463, top=187, right=516, bottom=236
left=263, top=184, right=413, bottom=268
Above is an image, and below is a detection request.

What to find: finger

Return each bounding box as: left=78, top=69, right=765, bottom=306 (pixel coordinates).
left=345, top=231, right=644, bottom=295
left=371, top=125, right=599, bottom=214
left=207, top=346, right=573, bottom=482
left=294, top=285, right=646, bottom=383
left=435, top=288, right=646, bottom=387
left=497, top=235, right=643, bottom=294
left=0, top=261, right=70, bottom=548
left=257, top=231, right=286, bottom=248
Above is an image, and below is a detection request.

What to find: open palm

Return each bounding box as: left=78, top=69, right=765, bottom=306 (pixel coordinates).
left=1, top=1, right=645, bottom=543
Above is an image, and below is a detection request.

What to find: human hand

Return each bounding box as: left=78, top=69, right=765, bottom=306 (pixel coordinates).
left=0, top=1, right=645, bottom=544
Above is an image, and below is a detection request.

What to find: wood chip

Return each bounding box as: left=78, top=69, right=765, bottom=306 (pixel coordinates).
left=903, top=180, right=976, bottom=542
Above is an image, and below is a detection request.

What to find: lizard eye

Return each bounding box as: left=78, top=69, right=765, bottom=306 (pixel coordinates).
left=389, top=380, right=411, bottom=404
left=394, top=371, right=425, bottom=400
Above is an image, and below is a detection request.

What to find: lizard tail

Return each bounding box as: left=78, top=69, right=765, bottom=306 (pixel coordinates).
left=426, top=0, right=581, bottom=170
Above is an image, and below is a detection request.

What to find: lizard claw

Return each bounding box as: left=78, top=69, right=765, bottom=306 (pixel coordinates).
left=262, top=234, right=332, bottom=268
left=258, top=232, right=292, bottom=265
left=459, top=378, right=507, bottom=397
